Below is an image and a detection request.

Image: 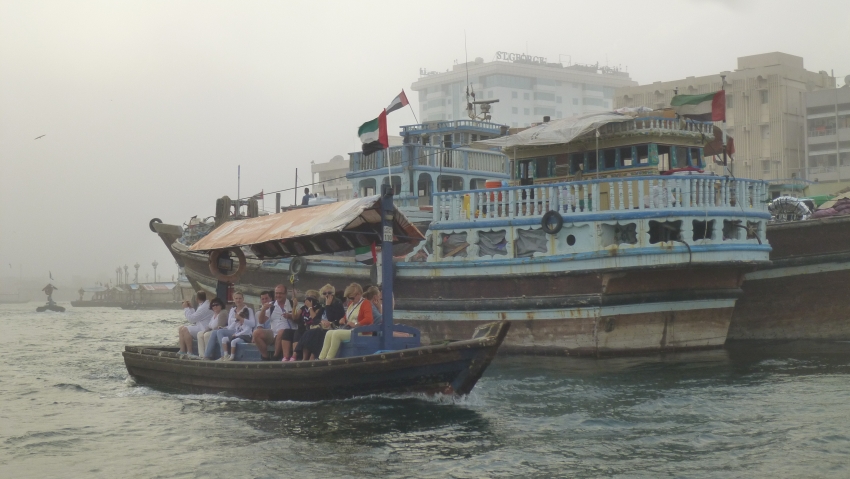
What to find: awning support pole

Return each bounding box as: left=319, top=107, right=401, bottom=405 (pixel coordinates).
left=380, top=182, right=395, bottom=350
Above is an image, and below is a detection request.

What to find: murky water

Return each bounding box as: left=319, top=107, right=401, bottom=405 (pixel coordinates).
left=2, top=303, right=850, bottom=478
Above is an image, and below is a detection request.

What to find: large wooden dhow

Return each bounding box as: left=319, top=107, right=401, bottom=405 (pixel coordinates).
left=127, top=193, right=509, bottom=400
left=729, top=210, right=850, bottom=340
left=152, top=112, right=773, bottom=356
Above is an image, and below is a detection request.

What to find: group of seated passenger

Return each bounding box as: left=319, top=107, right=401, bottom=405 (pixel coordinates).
left=176, top=282, right=383, bottom=362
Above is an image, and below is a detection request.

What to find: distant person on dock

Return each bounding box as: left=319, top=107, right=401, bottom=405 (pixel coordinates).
left=253, top=284, right=296, bottom=360
left=301, top=188, right=311, bottom=206
left=177, top=291, right=213, bottom=358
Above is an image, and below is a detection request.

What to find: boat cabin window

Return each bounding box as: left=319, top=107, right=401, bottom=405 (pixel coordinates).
left=636, top=145, right=649, bottom=165
left=517, top=160, right=532, bottom=185
left=657, top=145, right=671, bottom=170
left=603, top=149, right=616, bottom=170
left=381, top=176, right=402, bottom=194
left=534, top=157, right=552, bottom=178
left=620, top=147, right=634, bottom=167
left=675, top=147, right=688, bottom=168
left=570, top=153, right=584, bottom=174
left=689, top=148, right=703, bottom=167
left=443, top=134, right=452, bottom=148
left=586, top=151, right=598, bottom=173
left=554, top=154, right=570, bottom=176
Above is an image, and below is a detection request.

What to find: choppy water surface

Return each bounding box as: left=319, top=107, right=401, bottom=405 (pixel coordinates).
left=2, top=304, right=850, bottom=478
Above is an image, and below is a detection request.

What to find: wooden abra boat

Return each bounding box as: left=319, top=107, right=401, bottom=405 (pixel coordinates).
left=124, top=191, right=509, bottom=400
left=123, top=320, right=508, bottom=401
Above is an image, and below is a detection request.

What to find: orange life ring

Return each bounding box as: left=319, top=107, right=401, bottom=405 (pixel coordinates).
left=208, top=248, right=247, bottom=283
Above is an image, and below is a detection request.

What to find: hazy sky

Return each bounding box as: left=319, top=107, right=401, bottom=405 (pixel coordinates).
left=2, top=0, right=848, bottom=284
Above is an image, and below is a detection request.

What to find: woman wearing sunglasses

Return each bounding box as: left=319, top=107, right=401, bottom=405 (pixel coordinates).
left=299, top=284, right=345, bottom=360
left=318, top=283, right=372, bottom=360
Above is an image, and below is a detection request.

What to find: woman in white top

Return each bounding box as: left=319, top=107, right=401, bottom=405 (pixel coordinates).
left=220, top=308, right=254, bottom=361
left=203, top=291, right=255, bottom=360
left=198, top=298, right=227, bottom=359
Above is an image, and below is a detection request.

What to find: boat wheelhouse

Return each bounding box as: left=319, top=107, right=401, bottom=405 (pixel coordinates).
left=347, top=120, right=510, bottom=214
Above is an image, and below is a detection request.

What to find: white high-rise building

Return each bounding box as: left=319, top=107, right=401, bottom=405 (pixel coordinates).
left=411, top=54, right=637, bottom=128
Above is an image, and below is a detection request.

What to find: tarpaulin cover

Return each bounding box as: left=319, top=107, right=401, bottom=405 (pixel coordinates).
left=189, top=195, right=424, bottom=258
left=477, top=112, right=633, bottom=149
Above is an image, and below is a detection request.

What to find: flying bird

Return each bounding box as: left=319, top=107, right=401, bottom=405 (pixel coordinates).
left=34, top=135, right=46, bottom=140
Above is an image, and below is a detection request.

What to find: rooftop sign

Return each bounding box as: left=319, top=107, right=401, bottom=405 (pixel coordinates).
left=496, top=51, right=547, bottom=63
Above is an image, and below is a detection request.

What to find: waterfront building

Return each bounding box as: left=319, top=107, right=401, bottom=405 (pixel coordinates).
left=615, top=52, right=836, bottom=184
left=803, top=85, right=850, bottom=195
left=411, top=55, right=637, bottom=128
left=311, top=155, right=355, bottom=201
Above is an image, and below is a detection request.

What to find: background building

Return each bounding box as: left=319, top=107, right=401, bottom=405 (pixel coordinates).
left=804, top=85, right=850, bottom=194
left=615, top=52, right=836, bottom=183
left=411, top=55, right=637, bottom=128
left=310, top=155, right=354, bottom=201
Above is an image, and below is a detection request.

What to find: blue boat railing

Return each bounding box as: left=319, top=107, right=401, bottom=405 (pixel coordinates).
left=432, top=175, right=770, bottom=223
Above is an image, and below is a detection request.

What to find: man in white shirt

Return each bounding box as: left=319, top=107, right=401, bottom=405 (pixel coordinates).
left=252, top=284, right=296, bottom=360
left=177, top=291, right=214, bottom=358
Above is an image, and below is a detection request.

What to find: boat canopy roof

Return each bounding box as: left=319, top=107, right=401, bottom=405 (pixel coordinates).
left=476, top=112, right=633, bottom=149
left=189, top=195, right=424, bottom=258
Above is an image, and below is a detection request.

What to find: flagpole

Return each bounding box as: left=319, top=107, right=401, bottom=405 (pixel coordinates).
left=721, top=75, right=729, bottom=176
left=237, top=165, right=241, bottom=215
left=595, top=129, right=600, bottom=179
left=407, top=102, right=419, bottom=124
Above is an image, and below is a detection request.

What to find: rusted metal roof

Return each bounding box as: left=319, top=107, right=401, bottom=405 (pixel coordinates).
left=189, top=195, right=424, bottom=258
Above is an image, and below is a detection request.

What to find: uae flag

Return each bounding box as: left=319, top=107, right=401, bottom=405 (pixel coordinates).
left=354, top=244, right=377, bottom=265
left=671, top=91, right=726, bottom=121
left=358, top=110, right=388, bottom=156
left=386, top=90, right=409, bottom=114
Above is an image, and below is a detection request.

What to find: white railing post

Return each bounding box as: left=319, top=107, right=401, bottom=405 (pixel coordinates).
left=638, top=180, right=645, bottom=210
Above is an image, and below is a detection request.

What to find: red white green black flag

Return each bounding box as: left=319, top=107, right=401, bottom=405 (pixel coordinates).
left=671, top=91, right=726, bottom=122
left=358, top=109, right=389, bottom=156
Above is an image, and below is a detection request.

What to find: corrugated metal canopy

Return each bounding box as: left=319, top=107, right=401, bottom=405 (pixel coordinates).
left=476, top=112, right=633, bottom=149
left=189, top=195, right=424, bottom=259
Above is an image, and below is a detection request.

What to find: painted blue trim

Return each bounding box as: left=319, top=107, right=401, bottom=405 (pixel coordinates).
left=397, top=243, right=772, bottom=270
left=413, top=166, right=509, bottom=177
left=431, top=209, right=771, bottom=230
left=432, top=175, right=768, bottom=197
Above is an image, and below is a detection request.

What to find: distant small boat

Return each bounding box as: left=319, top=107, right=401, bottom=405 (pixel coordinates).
left=36, top=303, right=65, bottom=312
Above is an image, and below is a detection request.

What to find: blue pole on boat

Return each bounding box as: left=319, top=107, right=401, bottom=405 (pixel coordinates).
left=380, top=184, right=395, bottom=350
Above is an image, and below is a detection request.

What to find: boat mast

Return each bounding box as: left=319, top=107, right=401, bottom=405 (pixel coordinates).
left=379, top=182, right=395, bottom=350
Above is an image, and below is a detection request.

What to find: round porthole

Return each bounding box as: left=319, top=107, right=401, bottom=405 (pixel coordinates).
left=566, top=234, right=576, bottom=246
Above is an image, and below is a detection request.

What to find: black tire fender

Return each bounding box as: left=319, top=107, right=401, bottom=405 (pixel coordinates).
left=541, top=210, right=563, bottom=235
left=149, top=218, right=163, bottom=233
left=289, top=257, right=307, bottom=275
left=208, top=248, right=247, bottom=283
